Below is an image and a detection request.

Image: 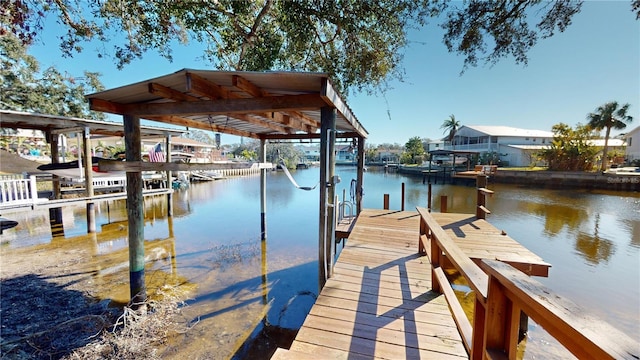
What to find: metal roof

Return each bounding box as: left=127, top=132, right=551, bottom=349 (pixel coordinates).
left=0, top=110, right=185, bottom=137
left=459, top=125, right=554, bottom=138
left=85, top=69, right=368, bottom=139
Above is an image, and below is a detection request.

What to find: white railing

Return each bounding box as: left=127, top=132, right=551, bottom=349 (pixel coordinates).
left=0, top=175, right=45, bottom=207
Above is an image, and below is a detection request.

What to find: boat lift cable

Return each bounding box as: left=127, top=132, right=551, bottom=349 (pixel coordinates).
left=278, top=162, right=319, bottom=191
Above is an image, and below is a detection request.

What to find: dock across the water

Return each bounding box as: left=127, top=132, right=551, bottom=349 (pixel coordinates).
left=273, top=208, right=637, bottom=359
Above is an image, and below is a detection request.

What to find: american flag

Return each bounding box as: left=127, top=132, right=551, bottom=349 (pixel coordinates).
left=148, top=143, right=165, bottom=162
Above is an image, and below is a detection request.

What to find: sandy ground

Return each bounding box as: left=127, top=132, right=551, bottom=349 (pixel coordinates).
left=0, top=151, right=117, bottom=358
left=0, top=238, right=119, bottom=359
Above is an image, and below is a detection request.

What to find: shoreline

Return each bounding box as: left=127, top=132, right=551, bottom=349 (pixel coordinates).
left=379, top=165, right=640, bottom=191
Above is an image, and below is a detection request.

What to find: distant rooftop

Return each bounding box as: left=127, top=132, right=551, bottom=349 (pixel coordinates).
left=461, top=125, right=554, bottom=138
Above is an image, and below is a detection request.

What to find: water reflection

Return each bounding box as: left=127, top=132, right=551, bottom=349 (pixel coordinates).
left=528, top=202, right=587, bottom=236
left=2, top=169, right=638, bottom=359
left=573, top=214, right=615, bottom=265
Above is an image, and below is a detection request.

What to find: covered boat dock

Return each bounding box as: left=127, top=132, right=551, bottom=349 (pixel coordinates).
left=85, top=69, right=369, bottom=303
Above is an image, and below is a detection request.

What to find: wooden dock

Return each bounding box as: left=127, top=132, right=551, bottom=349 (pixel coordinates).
left=272, top=208, right=552, bottom=359
left=430, top=212, right=550, bottom=277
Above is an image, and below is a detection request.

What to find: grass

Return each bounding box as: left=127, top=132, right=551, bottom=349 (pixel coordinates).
left=499, top=166, right=547, bottom=171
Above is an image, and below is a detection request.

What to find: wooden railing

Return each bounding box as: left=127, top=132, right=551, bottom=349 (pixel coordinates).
left=416, top=207, right=639, bottom=360
left=475, top=174, right=493, bottom=219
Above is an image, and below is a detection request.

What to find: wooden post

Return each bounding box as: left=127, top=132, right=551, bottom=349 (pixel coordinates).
left=49, top=207, right=65, bottom=237
left=383, top=194, right=390, bottom=210
left=427, top=183, right=432, bottom=211
left=401, top=182, right=405, bottom=211
left=430, top=233, right=441, bottom=293
left=124, top=114, right=147, bottom=306
left=418, top=217, right=426, bottom=255
left=259, top=138, right=267, bottom=244
left=168, top=216, right=177, bottom=275
left=316, top=106, right=338, bottom=287
left=326, top=107, right=337, bottom=280
left=440, top=195, right=448, bottom=213
left=476, top=174, right=488, bottom=219
left=259, top=138, right=269, bottom=320
left=48, top=131, right=61, bottom=200
left=356, top=136, right=365, bottom=215
left=471, top=296, right=487, bottom=360
left=83, top=127, right=96, bottom=233
left=165, top=133, right=173, bottom=217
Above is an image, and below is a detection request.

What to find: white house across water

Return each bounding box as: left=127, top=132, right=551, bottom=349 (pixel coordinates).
left=443, top=125, right=554, bottom=167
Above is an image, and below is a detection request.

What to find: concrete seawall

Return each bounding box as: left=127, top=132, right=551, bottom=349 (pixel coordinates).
left=390, top=165, right=639, bottom=191
left=493, top=170, right=640, bottom=191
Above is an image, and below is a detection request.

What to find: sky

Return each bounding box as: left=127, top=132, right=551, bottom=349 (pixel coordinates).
left=27, top=1, right=640, bottom=147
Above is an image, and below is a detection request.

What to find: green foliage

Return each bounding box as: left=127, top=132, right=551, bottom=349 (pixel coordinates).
left=403, top=136, right=425, bottom=164
left=442, top=1, right=583, bottom=72
left=266, top=142, right=303, bottom=169
left=479, top=151, right=500, bottom=165
left=441, top=114, right=460, bottom=148
left=0, top=33, right=105, bottom=119
left=183, top=130, right=214, bottom=145
left=364, top=144, right=378, bottom=163
left=240, top=149, right=257, bottom=161
left=2, top=0, right=596, bottom=95
left=586, top=101, right=634, bottom=171
left=537, top=123, right=598, bottom=171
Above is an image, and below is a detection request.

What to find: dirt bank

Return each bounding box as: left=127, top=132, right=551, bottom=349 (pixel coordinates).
left=0, top=240, right=119, bottom=359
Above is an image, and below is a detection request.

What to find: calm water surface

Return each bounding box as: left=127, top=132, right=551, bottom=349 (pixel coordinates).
left=2, top=167, right=639, bottom=358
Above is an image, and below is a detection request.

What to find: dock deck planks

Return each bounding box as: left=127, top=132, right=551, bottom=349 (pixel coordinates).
left=430, top=212, right=550, bottom=277
left=274, top=209, right=467, bottom=359
left=272, top=209, right=551, bottom=359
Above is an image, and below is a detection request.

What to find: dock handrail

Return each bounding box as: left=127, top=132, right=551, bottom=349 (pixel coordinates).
left=416, top=206, right=639, bottom=360
left=0, top=175, right=44, bottom=208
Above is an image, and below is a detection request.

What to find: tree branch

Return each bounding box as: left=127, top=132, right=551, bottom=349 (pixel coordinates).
left=238, top=0, right=274, bottom=69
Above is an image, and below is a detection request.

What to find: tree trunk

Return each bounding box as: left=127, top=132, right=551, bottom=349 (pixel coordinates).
left=600, top=126, right=611, bottom=172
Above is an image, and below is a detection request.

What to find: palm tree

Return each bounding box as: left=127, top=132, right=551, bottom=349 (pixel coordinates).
left=441, top=114, right=460, bottom=149
left=587, top=102, right=634, bottom=171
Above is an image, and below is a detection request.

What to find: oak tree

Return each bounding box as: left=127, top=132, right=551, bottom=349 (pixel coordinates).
left=1, top=0, right=598, bottom=95
left=0, top=33, right=105, bottom=119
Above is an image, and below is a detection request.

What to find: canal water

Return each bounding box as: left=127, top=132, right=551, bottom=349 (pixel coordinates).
left=1, top=167, right=638, bottom=358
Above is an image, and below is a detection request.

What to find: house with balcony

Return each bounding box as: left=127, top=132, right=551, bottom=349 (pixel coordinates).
left=336, top=144, right=357, bottom=165
left=624, top=125, right=640, bottom=164
left=143, top=137, right=225, bottom=162
left=444, top=125, right=554, bottom=167
left=296, top=145, right=320, bottom=162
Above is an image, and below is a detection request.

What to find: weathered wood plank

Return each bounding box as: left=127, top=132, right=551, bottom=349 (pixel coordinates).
left=301, top=314, right=468, bottom=355
left=429, top=211, right=551, bottom=274
left=275, top=210, right=468, bottom=360
left=307, top=303, right=460, bottom=337
left=417, top=207, right=489, bottom=299
left=294, top=327, right=467, bottom=360
left=481, top=259, right=639, bottom=360
left=434, top=266, right=473, bottom=353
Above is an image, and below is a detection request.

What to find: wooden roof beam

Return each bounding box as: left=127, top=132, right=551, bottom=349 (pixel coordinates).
left=232, top=75, right=321, bottom=128
left=149, top=82, right=200, bottom=102
left=150, top=79, right=289, bottom=134
left=186, top=72, right=233, bottom=99
left=91, top=94, right=326, bottom=117
left=232, top=113, right=292, bottom=134
left=187, top=72, right=304, bottom=134
left=265, top=112, right=317, bottom=133
left=146, top=115, right=258, bottom=139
